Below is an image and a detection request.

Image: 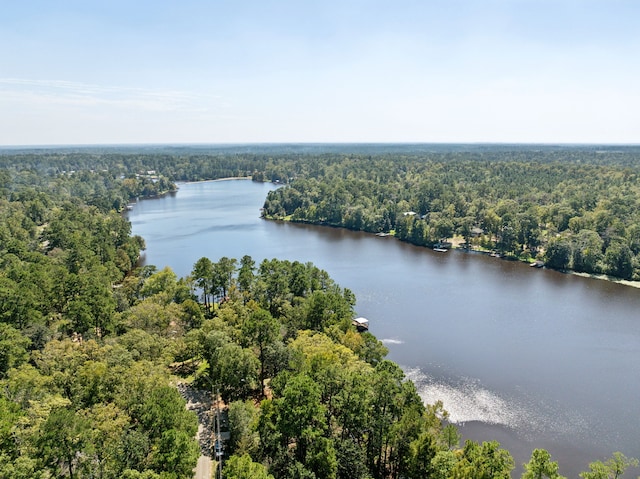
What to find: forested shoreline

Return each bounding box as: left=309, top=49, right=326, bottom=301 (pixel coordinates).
left=5, top=144, right=640, bottom=280
left=1, top=146, right=639, bottom=478
left=259, top=149, right=640, bottom=282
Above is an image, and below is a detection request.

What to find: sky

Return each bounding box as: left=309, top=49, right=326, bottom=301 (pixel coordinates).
left=1, top=0, right=639, bottom=145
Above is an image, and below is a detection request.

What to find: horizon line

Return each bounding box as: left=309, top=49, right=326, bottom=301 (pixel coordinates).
left=2, top=141, right=640, bottom=149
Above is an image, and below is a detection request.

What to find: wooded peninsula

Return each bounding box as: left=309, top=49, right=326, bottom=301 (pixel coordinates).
left=1, top=144, right=638, bottom=479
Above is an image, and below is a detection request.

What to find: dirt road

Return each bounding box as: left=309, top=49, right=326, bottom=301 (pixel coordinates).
left=178, top=383, right=215, bottom=479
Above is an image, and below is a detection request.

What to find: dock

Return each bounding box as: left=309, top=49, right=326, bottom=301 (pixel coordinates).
left=352, top=317, right=369, bottom=331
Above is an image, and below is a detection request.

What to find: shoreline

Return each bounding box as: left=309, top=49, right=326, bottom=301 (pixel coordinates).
left=175, top=176, right=253, bottom=185
left=136, top=178, right=640, bottom=290
left=450, top=243, right=640, bottom=289
left=264, top=215, right=640, bottom=289
left=571, top=271, right=640, bottom=289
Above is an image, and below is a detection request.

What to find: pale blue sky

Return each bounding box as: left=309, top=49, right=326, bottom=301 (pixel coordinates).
left=1, top=0, right=638, bottom=145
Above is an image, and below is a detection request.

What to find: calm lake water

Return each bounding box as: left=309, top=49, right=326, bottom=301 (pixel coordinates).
left=128, top=179, right=640, bottom=477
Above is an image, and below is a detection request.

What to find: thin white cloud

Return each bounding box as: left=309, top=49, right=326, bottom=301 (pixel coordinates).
left=0, top=78, right=220, bottom=113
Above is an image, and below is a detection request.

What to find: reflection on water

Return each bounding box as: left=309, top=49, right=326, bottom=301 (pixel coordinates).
left=404, top=367, right=591, bottom=440
left=406, top=367, right=536, bottom=429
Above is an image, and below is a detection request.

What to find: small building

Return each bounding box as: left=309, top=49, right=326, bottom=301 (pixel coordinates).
left=352, top=317, right=369, bottom=331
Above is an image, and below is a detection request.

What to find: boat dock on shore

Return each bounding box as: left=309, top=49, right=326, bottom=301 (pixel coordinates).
left=352, top=317, right=369, bottom=331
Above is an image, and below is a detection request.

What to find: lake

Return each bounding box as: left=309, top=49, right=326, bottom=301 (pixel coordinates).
left=127, top=179, right=640, bottom=477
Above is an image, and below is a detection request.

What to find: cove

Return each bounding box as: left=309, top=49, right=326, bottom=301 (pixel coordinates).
left=127, top=179, right=640, bottom=477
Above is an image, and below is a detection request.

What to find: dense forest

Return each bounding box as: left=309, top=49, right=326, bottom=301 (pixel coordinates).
left=1, top=146, right=638, bottom=478
left=258, top=148, right=640, bottom=281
